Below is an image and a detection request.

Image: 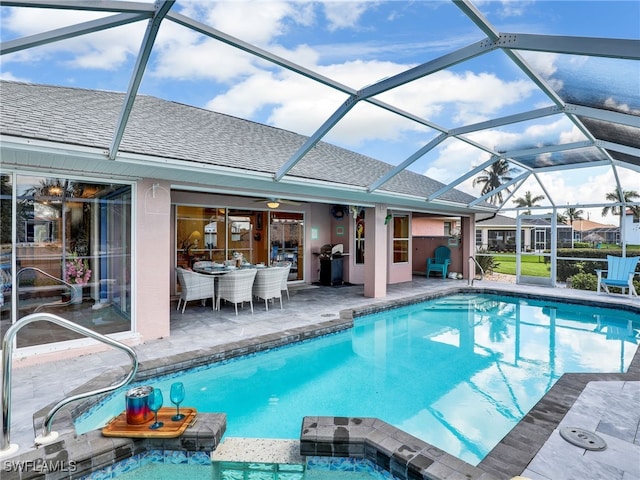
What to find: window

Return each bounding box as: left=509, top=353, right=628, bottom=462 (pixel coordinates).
left=175, top=205, right=304, bottom=280
left=393, top=215, right=409, bottom=263
left=355, top=210, right=365, bottom=264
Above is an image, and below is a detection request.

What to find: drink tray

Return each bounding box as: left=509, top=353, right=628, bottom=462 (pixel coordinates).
left=102, top=407, right=197, bottom=438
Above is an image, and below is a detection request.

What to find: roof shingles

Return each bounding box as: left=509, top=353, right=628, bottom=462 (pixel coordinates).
left=1, top=81, right=477, bottom=204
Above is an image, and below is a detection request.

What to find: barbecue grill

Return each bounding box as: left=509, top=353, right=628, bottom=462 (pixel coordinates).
left=319, top=244, right=344, bottom=286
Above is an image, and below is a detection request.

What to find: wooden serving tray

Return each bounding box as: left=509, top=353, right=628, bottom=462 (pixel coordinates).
left=102, top=407, right=197, bottom=438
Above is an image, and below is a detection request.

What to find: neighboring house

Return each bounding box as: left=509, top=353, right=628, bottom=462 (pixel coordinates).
left=1, top=81, right=486, bottom=358
left=571, top=219, right=619, bottom=245
left=475, top=214, right=573, bottom=252
left=623, top=209, right=640, bottom=245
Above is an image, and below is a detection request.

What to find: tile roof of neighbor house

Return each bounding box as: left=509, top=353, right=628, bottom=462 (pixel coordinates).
left=571, top=219, right=618, bottom=232
left=0, top=80, right=480, bottom=206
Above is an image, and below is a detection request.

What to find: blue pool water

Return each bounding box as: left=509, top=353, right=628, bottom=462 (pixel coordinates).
left=81, top=451, right=395, bottom=480
left=76, top=294, right=639, bottom=465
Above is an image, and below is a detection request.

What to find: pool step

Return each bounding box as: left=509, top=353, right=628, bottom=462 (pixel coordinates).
left=212, top=438, right=305, bottom=480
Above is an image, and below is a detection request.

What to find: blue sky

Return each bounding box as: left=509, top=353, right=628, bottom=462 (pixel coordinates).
left=1, top=1, right=639, bottom=222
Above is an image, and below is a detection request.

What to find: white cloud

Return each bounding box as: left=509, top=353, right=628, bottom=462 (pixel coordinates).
left=0, top=71, right=28, bottom=82
left=373, top=70, right=537, bottom=127
left=322, top=1, right=370, bottom=32
left=205, top=1, right=304, bottom=45
left=152, top=33, right=260, bottom=82
left=1, top=7, right=143, bottom=70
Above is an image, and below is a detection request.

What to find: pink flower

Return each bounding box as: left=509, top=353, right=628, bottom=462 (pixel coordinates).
left=65, top=254, right=92, bottom=285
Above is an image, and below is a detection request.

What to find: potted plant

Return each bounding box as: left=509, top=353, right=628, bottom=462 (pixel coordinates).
left=64, top=252, right=92, bottom=303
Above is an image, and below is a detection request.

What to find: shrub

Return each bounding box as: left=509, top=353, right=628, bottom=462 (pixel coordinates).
left=568, top=272, right=640, bottom=294
left=475, top=250, right=499, bottom=275
left=556, top=247, right=640, bottom=281
left=568, top=273, right=597, bottom=291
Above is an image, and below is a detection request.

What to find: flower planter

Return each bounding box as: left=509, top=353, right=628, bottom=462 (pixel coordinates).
left=62, top=284, right=83, bottom=304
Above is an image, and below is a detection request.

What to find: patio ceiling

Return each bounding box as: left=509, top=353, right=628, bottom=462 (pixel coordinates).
left=1, top=0, right=639, bottom=213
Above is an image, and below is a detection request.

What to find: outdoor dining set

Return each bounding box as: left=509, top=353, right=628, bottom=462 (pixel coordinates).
left=175, top=261, right=291, bottom=316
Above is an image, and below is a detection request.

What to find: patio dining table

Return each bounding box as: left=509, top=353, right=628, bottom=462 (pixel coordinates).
left=194, top=264, right=267, bottom=275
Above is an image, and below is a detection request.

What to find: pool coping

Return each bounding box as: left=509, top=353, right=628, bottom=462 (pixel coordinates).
left=8, top=286, right=640, bottom=480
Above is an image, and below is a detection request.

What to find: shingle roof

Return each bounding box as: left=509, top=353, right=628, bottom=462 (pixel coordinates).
left=0, top=80, right=478, bottom=205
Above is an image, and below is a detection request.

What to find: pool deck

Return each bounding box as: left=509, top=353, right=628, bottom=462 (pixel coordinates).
left=4, top=276, right=640, bottom=479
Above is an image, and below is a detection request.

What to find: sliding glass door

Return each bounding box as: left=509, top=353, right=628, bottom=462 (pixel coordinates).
left=1, top=173, right=132, bottom=348
left=175, top=205, right=304, bottom=282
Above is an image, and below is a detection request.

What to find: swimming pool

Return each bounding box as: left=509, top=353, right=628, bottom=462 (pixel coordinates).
left=76, top=293, right=639, bottom=465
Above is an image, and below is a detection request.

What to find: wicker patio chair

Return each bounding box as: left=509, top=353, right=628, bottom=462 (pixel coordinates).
left=274, top=261, right=292, bottom=300
left=175, top=267, right=216, bottom=313
left=253, top=267, right=284, bottom=311
left=216, top=268, right=257, bottom=315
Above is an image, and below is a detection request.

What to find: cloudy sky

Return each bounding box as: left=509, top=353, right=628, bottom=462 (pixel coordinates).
left=1, top=0, right=638, bottom=222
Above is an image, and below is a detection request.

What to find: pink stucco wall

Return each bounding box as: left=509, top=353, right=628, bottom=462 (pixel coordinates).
left=412, top=217, right=445, bottom=236
left=135, top=179, right=172, bottom=340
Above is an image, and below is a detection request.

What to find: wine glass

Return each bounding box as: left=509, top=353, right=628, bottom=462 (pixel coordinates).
left=148, top=388, right=164, bottom=430
left=170, top=382, right=185, bottom=421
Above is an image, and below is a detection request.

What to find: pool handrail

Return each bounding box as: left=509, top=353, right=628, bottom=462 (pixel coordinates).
left=1, top=312, right=138, bottom=457
left=16, top=266, right=80, bottom=314
left=468, top=256, right=485, bottom=286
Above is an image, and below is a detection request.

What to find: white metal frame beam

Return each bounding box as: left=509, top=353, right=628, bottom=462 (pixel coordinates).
left=275, top=39, right=497, bottom=180
left=469, top=171, right=530, bottom=207
left=367, top=133, right=448, bottom=192
left=496, top=33, right=640, bottom=61
left=0, top=13, right=149, bottom=55
left=567, top=104, right=640, bottom=127
left=0, top=1, right=155, bottom=13
left=358, top=40, right=495, bottom=99
left=108, top=0, right=174, bottom=159
left=426, top=156, right=498, bottom=202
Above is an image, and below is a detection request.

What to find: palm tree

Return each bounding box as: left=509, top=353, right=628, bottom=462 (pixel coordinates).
left=602, top=189, right=640, bottom=249
left=601, top=189, right=640, bottom=218
left=564, top=207, right=584, bottom=227
left=556, top=212, right=568, bottom=225
left=512, top=191, right=545, bottom=215
left=472, top=159, right=514, bottom=205
left=562, top=207, right=583, bottom=247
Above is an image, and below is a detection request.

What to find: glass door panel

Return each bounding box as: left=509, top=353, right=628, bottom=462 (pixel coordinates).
left=270, top=212, right=304, bottom=280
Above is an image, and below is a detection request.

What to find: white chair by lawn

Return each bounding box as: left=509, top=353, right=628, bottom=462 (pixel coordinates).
left=253, top=267, right=284, bottom=311
left=595, top=255, right=639, bottom=298
left=216, top=268, right=257, bottom=315
left=175, top=267, right=216, bottom=313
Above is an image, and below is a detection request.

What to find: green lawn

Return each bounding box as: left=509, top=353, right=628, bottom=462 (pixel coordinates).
left=492, top=254, right=550, bottom=277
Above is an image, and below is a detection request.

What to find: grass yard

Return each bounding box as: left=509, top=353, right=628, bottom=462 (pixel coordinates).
left=492, top=254, right=550, bottom=277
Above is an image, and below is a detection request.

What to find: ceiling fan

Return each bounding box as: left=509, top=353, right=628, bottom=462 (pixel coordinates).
left=253, top=198, right=302, bottom=208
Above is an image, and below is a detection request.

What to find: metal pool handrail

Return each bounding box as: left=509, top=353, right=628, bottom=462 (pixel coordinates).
left=1, top=312, right=138, bottom=457
left=16, top=266, right=79, bottom=313
left=468, top=256, right=485, bottom=286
